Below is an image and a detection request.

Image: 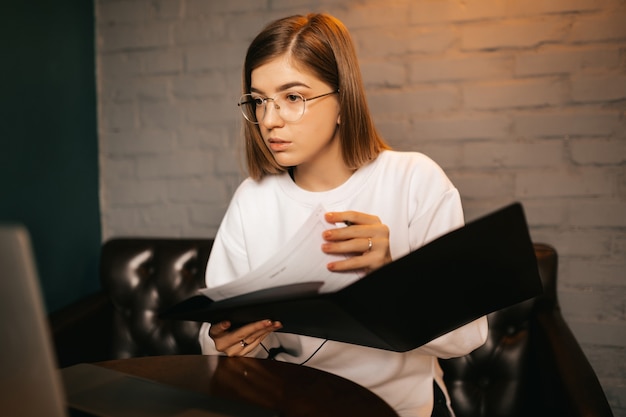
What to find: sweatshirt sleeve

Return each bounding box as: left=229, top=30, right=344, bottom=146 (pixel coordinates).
left=414, top=316, right=488, bottom=358
left=204, top=199, right=249, bottom=289
left=198, top=194, right=254, bottom=355
left=197, top=183, right=293, bottom=358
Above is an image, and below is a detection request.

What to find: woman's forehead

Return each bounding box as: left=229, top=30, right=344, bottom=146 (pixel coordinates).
left=251, top=55, right=322, bottom=92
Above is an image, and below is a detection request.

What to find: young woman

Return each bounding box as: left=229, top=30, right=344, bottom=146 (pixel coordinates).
left=199, top=13, right=488, bottom=417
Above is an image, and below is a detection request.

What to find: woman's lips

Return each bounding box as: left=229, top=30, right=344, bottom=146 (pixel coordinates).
left=267, top=138, right=291, bottom=152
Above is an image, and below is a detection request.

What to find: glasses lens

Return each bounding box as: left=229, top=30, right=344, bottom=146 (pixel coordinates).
left=238, top=94, right=259, bottom=123
left=276, top=92, right=305, bottom=122
left=238, top=92, right=306, bottom=123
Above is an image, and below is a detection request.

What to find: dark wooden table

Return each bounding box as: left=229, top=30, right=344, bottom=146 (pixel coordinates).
left=97, top=355, right=398, bottom=417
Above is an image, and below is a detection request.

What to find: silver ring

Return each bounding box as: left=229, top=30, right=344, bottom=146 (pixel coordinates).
left=367, top=237, right=373, bottom=252
left=240, top=339, right=249, bottom=348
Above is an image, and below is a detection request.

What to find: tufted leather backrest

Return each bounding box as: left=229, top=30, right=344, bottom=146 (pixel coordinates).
left=100, top=238, right=213, bottom=359
left=439, top=243, right=557, bottom=417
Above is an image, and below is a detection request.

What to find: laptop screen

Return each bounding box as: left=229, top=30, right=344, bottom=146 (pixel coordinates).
left=0, top=225, right=67, bottom=417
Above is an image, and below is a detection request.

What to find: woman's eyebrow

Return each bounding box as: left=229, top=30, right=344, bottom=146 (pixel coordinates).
left=250, top=81, right=312, bottom=95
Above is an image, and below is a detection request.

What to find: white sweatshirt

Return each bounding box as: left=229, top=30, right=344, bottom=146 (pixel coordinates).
left=199, top=150, right=488, bottom=417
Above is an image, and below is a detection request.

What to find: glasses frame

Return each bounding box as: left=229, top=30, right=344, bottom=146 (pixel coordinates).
left=237, top=90, right=338, bottom=124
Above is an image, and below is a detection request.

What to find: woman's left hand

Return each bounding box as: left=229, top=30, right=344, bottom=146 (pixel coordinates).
left=322, top=211, right=392, bottom=273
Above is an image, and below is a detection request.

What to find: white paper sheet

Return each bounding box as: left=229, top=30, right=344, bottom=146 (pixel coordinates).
left=200, top=205, right=363, bottom=301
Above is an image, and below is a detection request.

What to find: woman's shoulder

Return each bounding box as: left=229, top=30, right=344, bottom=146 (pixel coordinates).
left=234, top=174, right=283, bottom=191
left=375, top=150, right=446, bottom=173
left=230, top=173, right=288, bottom=203
left=371, top=150, right=455, bottom=192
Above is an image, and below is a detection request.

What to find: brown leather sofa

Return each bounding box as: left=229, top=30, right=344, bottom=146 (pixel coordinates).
left=49, top=239, right=613, bottom=417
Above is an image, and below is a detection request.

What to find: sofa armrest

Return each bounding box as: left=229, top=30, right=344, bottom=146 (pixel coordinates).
left=48, top=291, right=115, bottom=367
left=533, top=308, right=613, bottom=417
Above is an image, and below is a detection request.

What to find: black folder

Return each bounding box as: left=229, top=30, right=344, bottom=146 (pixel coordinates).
left=161, top=202, right=543, bottom=352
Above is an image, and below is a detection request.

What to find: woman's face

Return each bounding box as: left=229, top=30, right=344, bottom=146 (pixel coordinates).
left=250, top=54, right=341, bottom=172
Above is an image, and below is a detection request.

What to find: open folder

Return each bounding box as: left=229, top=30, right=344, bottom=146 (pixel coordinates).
left=161, top=202, right=543, bottom=352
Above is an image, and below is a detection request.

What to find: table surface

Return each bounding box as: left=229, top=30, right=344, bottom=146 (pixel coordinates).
left=97, top=355, right=398, bottom=417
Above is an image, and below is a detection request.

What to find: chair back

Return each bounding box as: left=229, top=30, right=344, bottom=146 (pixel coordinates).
left=439, top=243, right=558, bottom=417
left=100, top=238, right=213, bottom=358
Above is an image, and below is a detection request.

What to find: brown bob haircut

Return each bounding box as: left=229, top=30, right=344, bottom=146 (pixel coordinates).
left=242, top=13, right=390, bottom=180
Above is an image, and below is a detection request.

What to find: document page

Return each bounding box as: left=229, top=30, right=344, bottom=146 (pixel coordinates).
left=200, top=205, right=363, bottom=301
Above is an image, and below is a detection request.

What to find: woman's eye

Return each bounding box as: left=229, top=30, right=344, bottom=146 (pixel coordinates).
left=285, top=94, right=303, bottom=103
left=252, top=97, right=264, bottom=106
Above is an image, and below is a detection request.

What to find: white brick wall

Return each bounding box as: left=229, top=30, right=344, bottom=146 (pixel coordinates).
left=96, top=0, right=626, bottom=414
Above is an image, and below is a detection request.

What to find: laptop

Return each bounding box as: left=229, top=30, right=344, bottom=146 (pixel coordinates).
left=0, top=225, right=67, bottom=417
left=0, top=224, right=277, bottom=417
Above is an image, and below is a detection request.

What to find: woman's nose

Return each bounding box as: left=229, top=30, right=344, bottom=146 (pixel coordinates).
left=261, top=99, right=284, bottom=128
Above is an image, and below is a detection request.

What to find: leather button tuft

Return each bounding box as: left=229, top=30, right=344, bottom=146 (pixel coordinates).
left=478, top=376, right=490, bottom=388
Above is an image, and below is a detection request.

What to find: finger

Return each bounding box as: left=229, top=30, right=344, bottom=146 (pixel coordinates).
left=208, top=320, right=231, bottom=338
left=212, top=319, right=272, bottom=352
left=223, top=321, right=283, bottom=357
left=327, top=236, right=392, bottom=273
left=322, top=236, right=372, bottom=254
left=325, top=211, right=381, bottom=226
left=225, top=336, right=258, bottom=356
left=327, top=251, right=379, bottom=272
left=218, top=320, right=281, bottom=352
left=237, top=321, right=282, bottom=346
left=323, top=223, right=389, bottom=243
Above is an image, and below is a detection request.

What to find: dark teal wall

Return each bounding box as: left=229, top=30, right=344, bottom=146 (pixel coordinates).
left=0, top=1, right=101, bottom=312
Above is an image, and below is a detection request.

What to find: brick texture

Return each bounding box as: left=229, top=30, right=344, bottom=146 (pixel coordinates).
left=95, top=0, right=626, bottom=414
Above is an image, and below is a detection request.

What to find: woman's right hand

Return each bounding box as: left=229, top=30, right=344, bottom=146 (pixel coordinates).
left=209, top=319, right=282, bottom=357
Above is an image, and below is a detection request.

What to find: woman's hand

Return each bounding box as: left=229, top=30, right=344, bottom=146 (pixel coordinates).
left=322, top=211, right=392, bottom=273
left=209, top=319, right=282, bottom=357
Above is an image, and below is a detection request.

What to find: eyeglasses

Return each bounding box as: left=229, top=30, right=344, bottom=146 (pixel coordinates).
left=237, top=90, right=338, bottom=124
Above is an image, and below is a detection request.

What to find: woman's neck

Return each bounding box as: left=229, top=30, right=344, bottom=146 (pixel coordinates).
left=292, top=161, right=354, bottom=192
